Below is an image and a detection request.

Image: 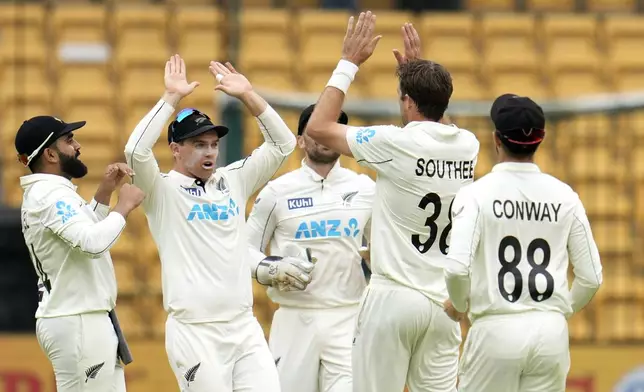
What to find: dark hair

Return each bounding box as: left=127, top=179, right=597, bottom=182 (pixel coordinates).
left=396, top=59, right=453, bottom=122
left=499, top=136, right=540, bottom=158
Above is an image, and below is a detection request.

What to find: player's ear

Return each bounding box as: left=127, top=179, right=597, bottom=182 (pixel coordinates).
left=43, top=147, right=58, bottom=164
left=169, top=142, right=181, bottom=159
left=296, top=135, right=306, bottom=149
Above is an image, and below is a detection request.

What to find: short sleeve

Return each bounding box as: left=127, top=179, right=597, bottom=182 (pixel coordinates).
left=345, top=125, right=399, bottom=174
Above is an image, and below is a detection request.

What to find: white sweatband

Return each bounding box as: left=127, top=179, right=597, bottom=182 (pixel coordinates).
left=326, top=59, right=359, bottom=95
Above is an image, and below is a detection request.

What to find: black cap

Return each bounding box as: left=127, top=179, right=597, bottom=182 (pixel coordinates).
left=168, top=108, right=229, bottom=144
left=491, top=94, right=545, bottom=146
left=15, top=116, right=86, bottom=167
left=297, top=104, right=349, bottom=136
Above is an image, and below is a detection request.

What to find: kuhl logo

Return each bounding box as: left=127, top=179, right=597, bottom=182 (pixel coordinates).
left=295, top=218, right=360, bottom=239
left=287, top=197, right=313, bottom=210
left=187, top=199, right=240, bottom=221
left=181, top=186, right=202, bottom=197
left=55, top=201, right=78, bottom=224
left=355, top=128, right=376, bottom=144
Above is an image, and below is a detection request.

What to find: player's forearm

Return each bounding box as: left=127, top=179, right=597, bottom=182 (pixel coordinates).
left=58, top=213, right=126, bottom=258
left=445, top=265, right=470, bottom=313
left=254, top=104, right=296, bottom=153
left=124, top=96, right=177, bottom=161
left=570, top=279, right=600, bottom=313
left=307, top=87, right=347, bottom=145
left=248, top=247, right=268, bottom=279
left=240, top=90, right=268, bottom=117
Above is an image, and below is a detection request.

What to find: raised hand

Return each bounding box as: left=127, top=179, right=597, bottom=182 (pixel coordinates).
left=341, top=11, right=382, bottom=67
left=393, top=23, right=422, bottom=65
left=101, top=162, right=134, bottom=192
left=164, top=54, right=200, bottom=98
left=209, top=61, right=253, bottom=98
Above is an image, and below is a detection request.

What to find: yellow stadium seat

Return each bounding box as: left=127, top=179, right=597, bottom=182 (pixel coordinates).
left=64, top=103, right=120, bottom=147
left=488, top=72, right=551, bottom=101
left=181, top=66, right=217, bottom=103
left=605, top=16, right=644, bottom=73
left=0, top=4, right=46, bottom=64
left=466, top=0, right=515, bottom=11
left=297, top=10, right=351, bottom=72
left=451, top=72, right=487, bottom=101
left=567, top=147, right=627, bottom=182
left=481, top=14, right=538, bottom=71
left=527, top=0, right=575, bottom=11
left=359, top=11, right=415, bottom=72
left=592, top=219, right=633, bottom=255
left=242, top=0, right=274, bottom=6
left=0, top=63, right=52, bottom=102
left=568, top=311, right=593, bottom=342
left=120, top=65, right=166, bottom=103
left=542, top=15, right=600, bottom=71
left=574, top=181, right=631, bottom=219
left=247, top=68, right=299, bottom=93
left=551, top=71, right=611, bottom=98
left=587, top=0, right=636, bottom=12
left=0, top=101, right=52, bottom=147
left=614, top=70, right=644, bottom=92
left=420, top=14, right=478, bottom=73
left=52, top=5, right=107, bottom=44
left=113, top=6, right=169, bottom=68
left=58, top=64, right=113, bottom=104
left=240, top=9, right=292, bottom=70
left=176, top=8, right=224, bottom=66
left=146, top=259, right=162, bottom=294
left=631, top=146, right=644, bottom=180
left=362, top=71, right=399, bottom=99
left=553, top=114, right=621, bottom=151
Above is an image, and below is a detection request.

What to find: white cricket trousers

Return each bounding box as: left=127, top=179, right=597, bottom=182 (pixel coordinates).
left=36, top=311, right=125, bottom=392
left=458, top=311, right=570, bottom=392
left=352, top=275, right=462, bottom=392
left=165, top=310, right=280, bottom=392
left=269, top=305, right=359, bottom=392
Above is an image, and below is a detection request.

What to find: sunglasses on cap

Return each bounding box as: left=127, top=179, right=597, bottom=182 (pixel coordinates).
left=169, top=108, right=212, bottom=143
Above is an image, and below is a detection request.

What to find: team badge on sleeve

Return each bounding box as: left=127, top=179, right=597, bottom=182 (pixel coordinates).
left=355, top=128, right=376, bottom=144
left=55, top=201, right=78, bottom=224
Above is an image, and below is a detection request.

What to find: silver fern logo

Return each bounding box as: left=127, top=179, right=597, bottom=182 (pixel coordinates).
left=184, top=363, right=201, bottom=386
left=85, top=362, right=105, bottom=383
left=341, top=191, right=359, bottom=207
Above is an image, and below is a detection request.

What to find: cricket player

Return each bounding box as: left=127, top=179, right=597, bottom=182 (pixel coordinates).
left=16, top=115, right=145, bottom=391
left=124, top=54, right=315, bottom=391
left=444, top=94, right=603, bottom=392
left=247, top=104, right=375, bottom=392
left=305, top=13, right=480, bottom=392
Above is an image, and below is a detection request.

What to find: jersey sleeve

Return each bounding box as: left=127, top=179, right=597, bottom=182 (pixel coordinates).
left=225, top=105, right=296, bottom=201
left=40, top=193, right=126, bottom=258
left=567, top=196, right=603, bottom=313
left=246, top=184, right=279, bottom=254
left=88, top=199, right=110, bottom=220
left=444, top=187, right=482, bottom=312
left=124, top=99, right=175, bottom=213
left=345, top=125, right=398, bottom=175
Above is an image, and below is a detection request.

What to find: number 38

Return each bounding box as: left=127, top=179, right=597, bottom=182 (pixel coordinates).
left=410, top=192, right=452, bottom=255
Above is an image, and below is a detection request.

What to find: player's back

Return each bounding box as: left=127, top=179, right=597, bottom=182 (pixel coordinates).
left=364, top=121, right=479, bottom=303
left=464, top=163, right=581, bottom=319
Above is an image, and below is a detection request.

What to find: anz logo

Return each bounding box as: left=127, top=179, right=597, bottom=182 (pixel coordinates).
left=187, top=198, right=240, bottom=221
left=295, top=218, right=361, bottom=239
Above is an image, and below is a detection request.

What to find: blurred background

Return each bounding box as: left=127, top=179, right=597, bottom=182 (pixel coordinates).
left=1, top=0, right=644, bottom=391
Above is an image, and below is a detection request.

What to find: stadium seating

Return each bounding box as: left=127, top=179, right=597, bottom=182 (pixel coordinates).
left=2, top=2, right=644, bottom=343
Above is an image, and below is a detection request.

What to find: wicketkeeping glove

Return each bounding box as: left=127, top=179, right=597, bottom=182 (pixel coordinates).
left=255, top=248, right=317, bottom=291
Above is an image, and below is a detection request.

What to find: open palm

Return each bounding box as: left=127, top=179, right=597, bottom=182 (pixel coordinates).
left=209, top=61, right=253, bottom=98
left=164, top=54, right=199, bottom=97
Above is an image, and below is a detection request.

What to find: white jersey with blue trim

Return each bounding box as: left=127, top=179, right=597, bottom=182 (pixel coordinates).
left=345, top=121, right=480, bottom=305
left=124, top=98, right=296, bottom=323
left=247, top=159, right=375, bottom=308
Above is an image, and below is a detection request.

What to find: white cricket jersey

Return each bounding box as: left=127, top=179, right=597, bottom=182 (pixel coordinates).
left=124, top=99, right=296, bottom=323
left=247, top=159, right=375, bottom=308
left=20, top=174, right=126, bottom=318
left=445, top=162, right=603, bottom=320
left=345, top=122, right=479, bottom=304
